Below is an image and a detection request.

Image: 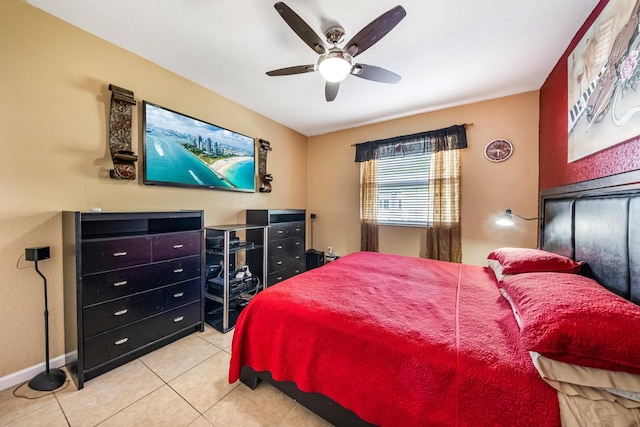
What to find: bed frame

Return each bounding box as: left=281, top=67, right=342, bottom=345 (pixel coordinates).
left=240, top=170, right=640, bottom=427
left=540, top=170, right=640, bottom=303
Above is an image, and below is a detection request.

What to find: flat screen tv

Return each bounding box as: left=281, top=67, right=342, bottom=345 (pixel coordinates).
left=142, top=101, right=256, bottom=192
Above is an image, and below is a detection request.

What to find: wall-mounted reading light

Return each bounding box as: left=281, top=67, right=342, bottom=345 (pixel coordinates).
left=496, top=208, right=539, bottom=226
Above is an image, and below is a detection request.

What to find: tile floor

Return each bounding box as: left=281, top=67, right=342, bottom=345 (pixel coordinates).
left=0, top=325, right=331, bottom=426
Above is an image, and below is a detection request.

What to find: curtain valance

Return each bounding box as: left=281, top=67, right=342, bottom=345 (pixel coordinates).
left=354, top=124, right=467, bottom=162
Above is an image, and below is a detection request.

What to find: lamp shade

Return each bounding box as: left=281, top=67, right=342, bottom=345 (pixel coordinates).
left=496, top=208, right=538, bottom=226
left=496, top=209, right=515, bottom=226
left=318, top=51, right=353, bottom=82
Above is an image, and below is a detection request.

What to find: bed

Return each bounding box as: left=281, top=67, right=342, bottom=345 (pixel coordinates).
left=229, top=171, right=640, bottom=426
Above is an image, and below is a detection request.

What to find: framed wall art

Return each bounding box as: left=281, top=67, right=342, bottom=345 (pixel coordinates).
left=567, top=0, right=640, bottom=162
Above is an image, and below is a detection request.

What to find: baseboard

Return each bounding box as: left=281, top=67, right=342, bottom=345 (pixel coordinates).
left=0, top=356, right=66, bottom=392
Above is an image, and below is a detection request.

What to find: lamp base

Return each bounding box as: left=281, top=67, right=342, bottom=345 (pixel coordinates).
left=28, top=368, right=66, bottom=391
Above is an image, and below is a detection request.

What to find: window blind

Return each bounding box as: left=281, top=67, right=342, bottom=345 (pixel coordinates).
left=368, top=153, right=432, bottom=226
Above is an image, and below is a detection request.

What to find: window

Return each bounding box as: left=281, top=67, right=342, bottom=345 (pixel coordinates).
left=375, top=153, right=431, bottom=226
left=360, top=150, right=460, bottom=227
left=356, top=124, right=467, bottom=257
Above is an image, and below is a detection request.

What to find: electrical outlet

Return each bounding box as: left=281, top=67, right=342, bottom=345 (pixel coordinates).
left=327, top=246, right=332, bottom=254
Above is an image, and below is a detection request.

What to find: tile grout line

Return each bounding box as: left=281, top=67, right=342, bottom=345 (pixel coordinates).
left=93, top=362, right=165, bottom=427
left=142, top=347, right=231, bottom=417
left=278, top=400, right=302, bottom=427
left=52, top=382, right=73, bottom=426
left=4, top=330, right=234, bottom=427
left=1, top=380, right=69, bottom=427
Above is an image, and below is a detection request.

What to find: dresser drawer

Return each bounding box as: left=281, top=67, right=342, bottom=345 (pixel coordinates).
left=267, top=262, right=305, bottom=286
left=83, top=301, right=201, bottom=370
left=152, top=231, right=201, bottom=261
left=269, top=221, right=304, bottom=241
left=268, top=251, right=304, bottom=273
left=82, top=237, right=152, bottom=274
left=83, top=278, right=201, bottom=337
left=270, top=236, right=304, bottom=257
left=82, top=256, right=201, bottom=306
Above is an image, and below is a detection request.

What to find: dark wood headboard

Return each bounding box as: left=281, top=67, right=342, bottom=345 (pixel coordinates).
left=539, top=170, right=640, bottom=304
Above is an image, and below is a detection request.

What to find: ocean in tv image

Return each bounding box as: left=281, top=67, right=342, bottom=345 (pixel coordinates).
left=143, top=102, right=255, bottom=191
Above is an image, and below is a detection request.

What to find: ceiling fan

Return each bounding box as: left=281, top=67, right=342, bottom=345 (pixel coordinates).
left=266, top=2, right=407, bottom=102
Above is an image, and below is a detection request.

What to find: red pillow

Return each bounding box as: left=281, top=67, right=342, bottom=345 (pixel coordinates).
left=487, top=247, right=582, bottom=275
left=501, top=272, right=640, bottom=374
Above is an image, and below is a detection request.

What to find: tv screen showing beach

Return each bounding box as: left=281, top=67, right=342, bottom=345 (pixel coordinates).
left=142, top=101, right=255, bottom=192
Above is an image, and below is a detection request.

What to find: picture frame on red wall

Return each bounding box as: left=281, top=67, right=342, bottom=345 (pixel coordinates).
left=567, top=0, right=640, bottom=162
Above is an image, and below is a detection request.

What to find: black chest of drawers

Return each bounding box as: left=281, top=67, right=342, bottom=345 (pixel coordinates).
left=62, top=211, right=204, bottom=389
left=246, top=209, right=305, bottom=286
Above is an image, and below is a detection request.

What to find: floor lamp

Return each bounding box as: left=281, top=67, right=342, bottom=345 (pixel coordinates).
left=25, top=246, right=66, bottom=391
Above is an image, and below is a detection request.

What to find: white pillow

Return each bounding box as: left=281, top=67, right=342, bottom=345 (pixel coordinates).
left=531, top=352, right=640, bottom=408
left=498, top=288, right=522, bottom=328
left=487, top=259, right=511, bottom=281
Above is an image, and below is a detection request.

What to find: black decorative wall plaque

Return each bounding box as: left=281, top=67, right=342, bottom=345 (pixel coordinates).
left=108, top=84, right=138, bottom=180
left=258, top=139, right=273, bottom=192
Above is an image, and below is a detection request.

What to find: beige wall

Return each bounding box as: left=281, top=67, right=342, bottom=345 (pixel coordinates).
left=307, top=91, right=540, bottom=266
left=1, top=0, right=540, bottom=383
left=0, top=0, right=307, bottom=378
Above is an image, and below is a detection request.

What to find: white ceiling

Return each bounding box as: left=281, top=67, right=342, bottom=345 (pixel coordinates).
left=27, top=0, right=599, bottom=136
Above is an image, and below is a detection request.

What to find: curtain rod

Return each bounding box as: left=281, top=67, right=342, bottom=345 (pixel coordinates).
left=350, top=123, right=473, bottom=146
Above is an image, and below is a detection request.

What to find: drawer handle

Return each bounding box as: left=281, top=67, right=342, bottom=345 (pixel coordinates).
left=295, top=228, right=300, bottom=232
left=276, top=276, right=283, bottom=280
left=277, top=230, right=283, bottom=234
left=173, top=316, right=184, bottom=323
left=276, top=261, right=283, bottom=265
left=295, top=242, right=300, bottom=245
left=113, top=252, right=128, bottom=257
left=277, top=245, right=283, bottom=249
left=295, top=269, right=300, bottom=274
left=113, top=280, right=127, bottom=287
left=173, top=268, right=184, bottom=273
left=173, top=244, right=184, bottom=249
left=173, top=292, right=184, bottom=298
left=114, top=309, right=128, bottom=316
left=295, top=255, right=300, bottom=259
left=115, top=338, right=128, bottom=345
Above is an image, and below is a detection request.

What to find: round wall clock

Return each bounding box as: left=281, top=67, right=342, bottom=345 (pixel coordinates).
left=484, top=139, right=513, bottom=162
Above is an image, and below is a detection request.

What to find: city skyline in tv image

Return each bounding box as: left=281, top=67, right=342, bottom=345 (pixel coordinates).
left=143, top=102, right=255, bottom=192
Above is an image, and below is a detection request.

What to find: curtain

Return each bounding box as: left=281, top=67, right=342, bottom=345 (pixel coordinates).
left=355, top=124, right=467, bottom=261
left=360, top=159, right=379, bottom=252
left=426, top=148, right=462, bottom=262
left=354, top=124, right=467, bottom=162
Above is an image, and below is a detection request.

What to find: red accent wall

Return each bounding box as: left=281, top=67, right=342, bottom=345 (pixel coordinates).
left=539, top=0, right=640, bottom=190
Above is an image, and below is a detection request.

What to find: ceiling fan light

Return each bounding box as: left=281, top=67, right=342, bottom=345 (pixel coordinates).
left=318, top=52, right=353, bottom=82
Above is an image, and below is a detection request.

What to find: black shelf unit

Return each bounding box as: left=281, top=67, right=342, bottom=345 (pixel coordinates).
left=204, top=224, right=268, bottom=332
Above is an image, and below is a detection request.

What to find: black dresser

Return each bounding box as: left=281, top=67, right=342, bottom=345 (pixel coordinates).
left=61, top=211, right=204, bottom=389
left=246, top=209, right=305, bottom=287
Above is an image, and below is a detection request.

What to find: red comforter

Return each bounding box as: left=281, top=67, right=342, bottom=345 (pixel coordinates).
left=229, top=252, right=559, bottom=426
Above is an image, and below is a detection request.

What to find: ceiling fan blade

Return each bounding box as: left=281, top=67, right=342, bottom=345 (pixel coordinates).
left=266, top=65, right=316, bottom=76
left=345, top=5, right=406, bottom=57
left=325, top=81, right=340, bottom=102
left=351, top=64, right=401, bottom=84
left=274, top=2, right=327, bottom=55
